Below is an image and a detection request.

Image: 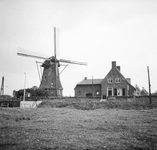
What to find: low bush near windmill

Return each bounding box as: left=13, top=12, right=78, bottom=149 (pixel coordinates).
left=14, top=88, right=48, bottom=99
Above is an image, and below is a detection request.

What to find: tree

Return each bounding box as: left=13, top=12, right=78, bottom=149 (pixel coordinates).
left=135, top=84, right=141, bottom=96
left=141, top=87, right=148, bottom=96
left=31, top=86, right=38, bottom=90
left=30, top=88, right=48, bottom=97
left=14, top=89, right=24, bottom=98
left=14, top=87, right=48, bottom=99
left=152, top=91, right=157, bottom=96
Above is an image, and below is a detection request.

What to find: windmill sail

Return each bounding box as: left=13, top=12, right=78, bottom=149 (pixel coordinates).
left=59, top=59, right=87, bottom=66
left=17, top=47, right=48, bottom=60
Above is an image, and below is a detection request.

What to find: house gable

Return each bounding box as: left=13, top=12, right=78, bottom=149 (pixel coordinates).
left=101, top=61, right=135, bottom=97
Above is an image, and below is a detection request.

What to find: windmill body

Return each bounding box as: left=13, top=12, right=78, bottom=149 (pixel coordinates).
left=17, top=27, right=87, bottom=97
left=39, top=57, right=63, bottom=97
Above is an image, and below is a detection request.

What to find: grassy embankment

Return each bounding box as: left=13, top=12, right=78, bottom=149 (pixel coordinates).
left=39, top=96, right=157, bottom=110
left=0, top=97, right=157, bottom=150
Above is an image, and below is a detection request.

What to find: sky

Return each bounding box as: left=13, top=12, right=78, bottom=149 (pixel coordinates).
left=0, top=0, right=157, bottom=96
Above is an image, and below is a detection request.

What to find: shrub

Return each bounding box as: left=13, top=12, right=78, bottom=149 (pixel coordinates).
left=14, top=88, right=48, bottom=99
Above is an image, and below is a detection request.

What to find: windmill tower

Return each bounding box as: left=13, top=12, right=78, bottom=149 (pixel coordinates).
left=39, top=56, right=63, bottom=97
left=17, top=27, right=87, bottom=97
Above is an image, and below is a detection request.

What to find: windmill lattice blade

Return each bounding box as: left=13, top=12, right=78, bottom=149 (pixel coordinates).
left=59, top=59, right=87, bottom=66
left=17, top=47, right=49, bottom=60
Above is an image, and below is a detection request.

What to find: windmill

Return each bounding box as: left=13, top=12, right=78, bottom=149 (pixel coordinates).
left=17, top=27, right=87, bottom=97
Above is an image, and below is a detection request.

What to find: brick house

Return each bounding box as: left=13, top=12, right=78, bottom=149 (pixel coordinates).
left=74, top=61, right=135, bottom=98
left=101, top=61, right=135, bottom=98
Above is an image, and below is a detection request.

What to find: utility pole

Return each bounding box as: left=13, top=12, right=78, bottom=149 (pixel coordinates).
left=92, top=76, right=94, bottom=98
left=0, top=76, right=4, bottom=96
left=23, top=73, right=26, bottom=101
left=147, top=66, right=151, bottom=104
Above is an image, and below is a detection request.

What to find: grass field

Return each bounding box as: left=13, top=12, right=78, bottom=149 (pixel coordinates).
left=0, top=98, right=157, bottom=150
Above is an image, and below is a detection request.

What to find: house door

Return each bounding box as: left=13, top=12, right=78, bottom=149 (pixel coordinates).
left=107, top=88, right=113, bottom=97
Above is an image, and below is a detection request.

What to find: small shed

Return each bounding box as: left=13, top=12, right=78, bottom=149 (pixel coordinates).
left=74, top=77, right=102, bottom=98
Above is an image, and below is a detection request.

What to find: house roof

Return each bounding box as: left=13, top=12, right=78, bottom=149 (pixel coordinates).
left=77, top=79, right=103, bottom=85
left=115, top=68, right=135, bottom=89
left=103, top=66, right=135, bottom=90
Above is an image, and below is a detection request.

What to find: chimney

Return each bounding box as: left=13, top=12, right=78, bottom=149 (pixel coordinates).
left=84, top=77, right=87, bottom=80
left=117, top=66, right=121, bottom=72
left=112, top=61, right=116, bottom=69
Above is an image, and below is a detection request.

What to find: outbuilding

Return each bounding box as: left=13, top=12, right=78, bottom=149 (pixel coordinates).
left=74, top=78, right=102, bottom=98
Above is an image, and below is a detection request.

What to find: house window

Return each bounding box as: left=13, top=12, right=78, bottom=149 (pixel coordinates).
left=51, top=82, right=53, bottom=88
left=96, top=90, right=100, bottom=95
left=115, top=78, right=121, bottom=83
left=117, top=88, right=122, bottom=96
left=114, top=88, right=125, bottom=96
left=108, top=78, right=113, bottom=83
left=86, top=93, right=92, bottom=97
left=79, top=91, right=81, bottom=95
